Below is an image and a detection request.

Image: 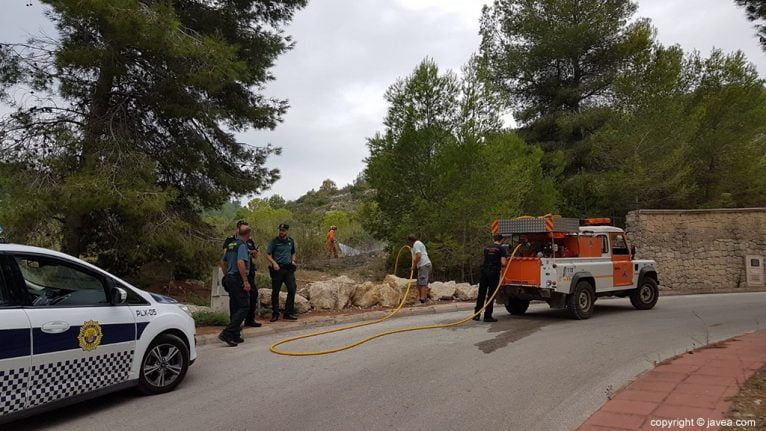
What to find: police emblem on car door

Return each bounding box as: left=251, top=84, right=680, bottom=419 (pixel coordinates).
left=8, top=255, right=136, bottom=409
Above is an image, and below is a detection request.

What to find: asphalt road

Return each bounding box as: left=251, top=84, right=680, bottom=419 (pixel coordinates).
left=9, top=292, right=766, bottom=431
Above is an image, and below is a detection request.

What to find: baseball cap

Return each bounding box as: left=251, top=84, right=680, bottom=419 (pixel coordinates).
left=278, top=223, right=290, bottom=230
left=236, top=219, right=248, bottom=227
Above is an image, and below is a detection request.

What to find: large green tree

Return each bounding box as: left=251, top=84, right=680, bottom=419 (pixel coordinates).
left=364, top=58, right=461, bottom=241
left=563, top=47, right=766, bottom=217
left=0, top=0, right=306, bottom=268
left=479, top=0, right=652, bottom=146
left=364, top=58, right=557, bottom=280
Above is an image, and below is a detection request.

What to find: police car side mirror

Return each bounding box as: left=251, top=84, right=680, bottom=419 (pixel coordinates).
left=112, top=287, right=127, bottom=305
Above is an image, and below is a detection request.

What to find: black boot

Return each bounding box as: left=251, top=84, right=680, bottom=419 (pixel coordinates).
left=218, top=332, right=238, bottom=347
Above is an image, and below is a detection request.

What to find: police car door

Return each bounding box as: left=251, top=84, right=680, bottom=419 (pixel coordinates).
left=0, top=256, right=31, bottom=418
left=8, top=254, right=136, bottom=409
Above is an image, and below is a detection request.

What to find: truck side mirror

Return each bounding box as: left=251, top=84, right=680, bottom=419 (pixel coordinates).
left=630, top=245, right=637, bottom=258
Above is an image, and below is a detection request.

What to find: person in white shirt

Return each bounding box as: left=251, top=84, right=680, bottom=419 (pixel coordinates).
left=408, top=234, right=432, bottom=304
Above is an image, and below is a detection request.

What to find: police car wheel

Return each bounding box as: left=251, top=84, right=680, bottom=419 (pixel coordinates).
left=506, top=298, right=530, bottom=315
left=630, top=278, right=659, bottom=310
left=138, top=333, right=190, bottom=395
left=566, top=280, right=595, bottom=320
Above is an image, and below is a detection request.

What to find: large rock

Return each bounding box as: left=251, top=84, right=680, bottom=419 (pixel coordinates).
left=352, top=282, right=381, bottom=308
left=297, top=284, right=311, bottom=300
left=258, top=288, right=311, bottom=314
left=308, top=276, right=357, bottom=310
left=294, top=294, right=311, bottom=313
left=257, top=288, right=271, bottom=306
left=378, top=283, right=403, bottom=307
left=384, top=274, right=417, bottom=305
left=455, top=284, right=479, bottom=301
left=429, top=281, right=457, bottom=300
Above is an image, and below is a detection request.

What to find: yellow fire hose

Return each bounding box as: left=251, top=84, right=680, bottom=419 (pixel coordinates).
left=269, top=243, right=522, bottom=356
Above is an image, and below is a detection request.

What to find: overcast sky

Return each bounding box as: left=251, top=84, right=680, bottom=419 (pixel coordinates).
left=2, top=0, right=765, bottom=200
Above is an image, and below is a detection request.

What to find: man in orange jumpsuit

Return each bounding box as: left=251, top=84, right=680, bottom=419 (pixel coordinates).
left=326, top=225, right=338, bottom=258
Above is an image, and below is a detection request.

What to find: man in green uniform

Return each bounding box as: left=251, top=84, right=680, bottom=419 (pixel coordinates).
left=266, top=223, right=298, bottom=322
left=218, top=224, right=253, bottom=346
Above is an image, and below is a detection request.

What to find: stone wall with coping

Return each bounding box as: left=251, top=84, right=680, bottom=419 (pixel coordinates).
left=626, top=208, right=766, bottom=291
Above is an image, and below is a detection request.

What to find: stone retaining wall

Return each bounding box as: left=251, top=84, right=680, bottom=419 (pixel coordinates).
left=626, top=208, right=766, bottom=291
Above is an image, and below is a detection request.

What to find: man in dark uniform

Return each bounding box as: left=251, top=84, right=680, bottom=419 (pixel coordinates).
left=474, top=234, right=509, bottom=322
left=266, top=223, right=298, bottom=322
left=222, top=221, right=261, bottom=328
left=218, top=223, right=253, bottom=346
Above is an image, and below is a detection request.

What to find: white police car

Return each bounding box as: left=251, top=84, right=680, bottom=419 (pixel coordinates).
left=0, top=244, right=196, bottom=423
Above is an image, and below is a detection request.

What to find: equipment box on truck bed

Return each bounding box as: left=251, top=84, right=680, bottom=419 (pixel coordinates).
left=494, top=217, right=659, bottom=319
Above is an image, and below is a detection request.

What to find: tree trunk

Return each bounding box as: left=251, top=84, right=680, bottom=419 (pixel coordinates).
left=61, top=60, right=114, bottom=258
left=61, top=214, right=83, bottom=257
left=82, top=64, right=115, bottom=159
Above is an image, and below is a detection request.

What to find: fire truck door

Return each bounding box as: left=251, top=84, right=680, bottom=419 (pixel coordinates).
left=610, top=233, right=633, bottom=287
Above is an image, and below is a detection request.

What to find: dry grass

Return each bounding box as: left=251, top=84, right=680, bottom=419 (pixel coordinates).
left=722, top=364, right=766, bottom=430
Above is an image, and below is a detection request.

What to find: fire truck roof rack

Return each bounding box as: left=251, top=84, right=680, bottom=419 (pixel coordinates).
left=495, top=217, right=581, bottom=235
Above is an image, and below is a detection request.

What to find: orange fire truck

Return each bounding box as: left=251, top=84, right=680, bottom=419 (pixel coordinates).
left=493, top=217, right=659, bottom=319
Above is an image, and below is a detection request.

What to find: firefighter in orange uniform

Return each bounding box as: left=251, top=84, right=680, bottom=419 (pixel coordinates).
left=326, top=225, right=338, bottom=258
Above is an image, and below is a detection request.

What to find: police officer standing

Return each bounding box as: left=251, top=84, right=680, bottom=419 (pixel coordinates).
left=474, top=234, right=509, bottom=322
left=218, top=223, right=253, bottom=346
left=223, top=221, right=262, bottom=328
left=266, top=223, right=298, bottom=322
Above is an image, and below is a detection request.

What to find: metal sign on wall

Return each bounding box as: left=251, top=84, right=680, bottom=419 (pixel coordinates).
left=746, top=255, right=764, bottom=287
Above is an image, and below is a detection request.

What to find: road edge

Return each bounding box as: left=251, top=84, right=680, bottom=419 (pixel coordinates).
left=195, top=301, right=478, bottom=346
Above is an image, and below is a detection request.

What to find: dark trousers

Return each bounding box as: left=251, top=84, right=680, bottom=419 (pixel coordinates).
left=222, top=275, right=249, bottom=339
left=245, top=272, right=258, bottom=323
left=475, top=267, right=501, bottom=317
left=269, top=265, right=297, bottom=315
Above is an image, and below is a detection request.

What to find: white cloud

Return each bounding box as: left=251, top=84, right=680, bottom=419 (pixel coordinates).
left=394, top=0, right=485, bottom=26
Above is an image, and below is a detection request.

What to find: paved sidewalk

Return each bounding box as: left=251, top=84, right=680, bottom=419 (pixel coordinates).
left=195, top=301, right=477, bottom=346
left=577, top=331, right=766, bottom=431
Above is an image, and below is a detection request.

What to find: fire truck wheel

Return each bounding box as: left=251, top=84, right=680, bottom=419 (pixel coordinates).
left=567, top=280, right=595, bottom=320
left=506, top=298, right=530, bottom=315
left=630, top=278, right=659, bottom=310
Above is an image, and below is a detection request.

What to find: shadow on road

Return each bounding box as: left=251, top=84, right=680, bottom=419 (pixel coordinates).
left=4, top=389, right=136, bottom=430
left=4, top=372, right=204, bottom=430
left=470, top=302, right=639, bottom=354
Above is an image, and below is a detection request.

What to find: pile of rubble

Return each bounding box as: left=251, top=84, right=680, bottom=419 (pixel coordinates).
left=258, top=275, right=479, bottom=314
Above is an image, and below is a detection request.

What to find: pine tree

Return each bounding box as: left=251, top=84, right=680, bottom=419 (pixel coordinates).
left=736, top=0, right=766, bottom=49
left=0, top=0, right=307, bottom=259
left=479, top=0, right=652, bottom=146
